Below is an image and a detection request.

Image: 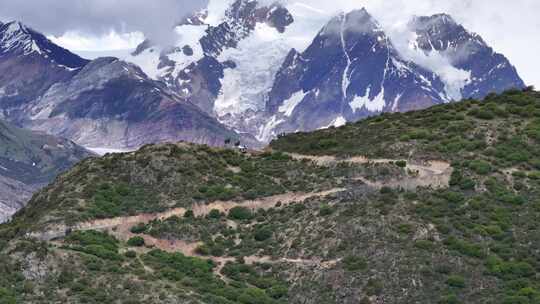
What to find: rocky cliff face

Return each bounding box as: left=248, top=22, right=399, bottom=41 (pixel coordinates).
left=0, top=119, right=93, bottom=223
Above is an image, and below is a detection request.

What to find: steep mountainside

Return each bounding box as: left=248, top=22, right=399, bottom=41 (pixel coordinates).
left=1, top=89, right=539, bottom=303
left=0, top=21, right=246, bottom=150
left=0, top=119, right=92, bottom=223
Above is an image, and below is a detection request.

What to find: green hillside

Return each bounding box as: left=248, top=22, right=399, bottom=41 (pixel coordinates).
left=1, top=89, right=539, bottom=304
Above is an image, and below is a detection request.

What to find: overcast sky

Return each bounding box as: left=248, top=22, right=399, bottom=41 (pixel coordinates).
left=0, top=0, right=538, bottom=87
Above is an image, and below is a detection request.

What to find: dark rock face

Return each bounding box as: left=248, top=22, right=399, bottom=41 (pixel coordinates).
left=0, top=119, right=93, bottom=223
left=264, top=9, right=447, bottom=137
left=0, top=23, right=243, bottom=150
left=409, top=14, right=525, bottom=99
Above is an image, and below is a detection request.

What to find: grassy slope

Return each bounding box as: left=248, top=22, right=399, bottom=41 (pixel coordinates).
left=9, top=143, right=338, bottom=229
left=1, top=90, right=539, bottom=304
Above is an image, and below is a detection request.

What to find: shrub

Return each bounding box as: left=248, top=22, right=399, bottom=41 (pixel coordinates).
left=486, top=256, right=535, bottom=280
left=469, top=108, right=495, bottom=120
left=195, top=244, right=210, bottom=256
left=414, top=240, right=434, bottom=250
left=398, top=224, right=414, bottom=234
left=447, top=275, right=466, bottom=288
left=228, top=207, right=254, bottom=221
left=343, top=256, right=367, bottom=272
left=395, top=160, right=407, bottom=168
left=293, top=204, right=307, bottom=213
left=365, top=278, right=383, bottom=296
left=210, top=245, right=225, bottom=257
left=208, top=209, right=222, bottom=219
left=237, top=288, right=274, bottom=304
left=127, top=236, right=145, bottom=247
left=319, top=204, right=335, bottom=216
left=468, top=160, right=492, bottom=175
left=254, top=227, right=273, bottom=242
left=527, top=171, right=540, bottom=180
left=0, top=288, right=16, bottom=304
left=130, top=223, right=147, bottom=234
left=444, top=236, right=484, bottom=258
left=439, top=294, right=459, bottom=304
left=125, top=251, right=137, bottom=258
left=184, top=210, right=194, bottom=218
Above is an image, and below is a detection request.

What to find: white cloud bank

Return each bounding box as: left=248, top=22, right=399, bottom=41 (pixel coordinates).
left=0, top=0, right=208, bottom=48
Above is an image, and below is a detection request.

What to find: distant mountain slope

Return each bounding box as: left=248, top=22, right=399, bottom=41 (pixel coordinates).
left=0, top=119, right=93, bottom=223
left=0, top=21, right=247, bottom=150
left=0, top=3, right=527, bottom=150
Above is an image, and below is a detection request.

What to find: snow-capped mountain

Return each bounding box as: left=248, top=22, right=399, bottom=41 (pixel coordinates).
left=408, top=14, right=525, bottom=99
left=0, top=21, right=245, bottom=150
left=0, top=2, right=525, bottom=148
left=125, top=1, right=525, bottom=143
left=0, top=21, right=88, bottom=68
left=262, top=9, right=449, bottom=141
left=0, top=21, right=89, bottom=118
left=125, top=0, right=294, bottom=116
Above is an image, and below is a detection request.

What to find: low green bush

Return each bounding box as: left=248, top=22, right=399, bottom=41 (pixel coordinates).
left=228, top=207, right=254, bottom=221
left=342, top=256, right=367, bottom=272
left=447, top=275, right=466, bottom=288
left=127, top=236, right=145, bottom=247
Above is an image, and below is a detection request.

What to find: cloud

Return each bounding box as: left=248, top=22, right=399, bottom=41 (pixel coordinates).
left=0, top=0, right=209, bottom=47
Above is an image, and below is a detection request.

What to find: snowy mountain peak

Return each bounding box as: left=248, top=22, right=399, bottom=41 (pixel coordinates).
left=409, top=14, right=486, bottom=54
left=0, top=21, right=40, bottom=55
left=408, top=14, right=524, bottom=99
left=0, top=21, right=89, bottom=69
left=413, top=13, right=456, bottom=27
